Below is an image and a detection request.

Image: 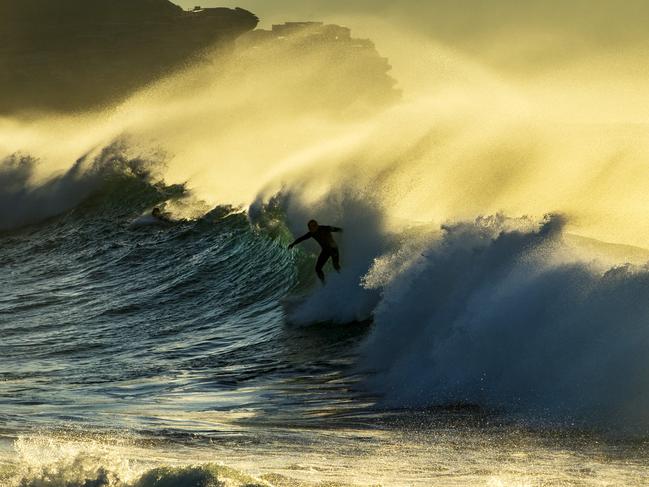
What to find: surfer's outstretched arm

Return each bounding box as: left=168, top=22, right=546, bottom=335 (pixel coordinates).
left=288, top=233, right=311, bottom=249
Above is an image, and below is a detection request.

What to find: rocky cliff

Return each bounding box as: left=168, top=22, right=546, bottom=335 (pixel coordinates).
left=0, top=0, right=258, bottom=114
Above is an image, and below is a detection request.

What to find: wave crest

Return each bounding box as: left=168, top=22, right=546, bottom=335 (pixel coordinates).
left=4, top=435, right=267, bottom=487
left=0, top=143, right=182, bottom=230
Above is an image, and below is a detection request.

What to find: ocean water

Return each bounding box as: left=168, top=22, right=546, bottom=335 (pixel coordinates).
left=1, top=165, right=649, bottom=486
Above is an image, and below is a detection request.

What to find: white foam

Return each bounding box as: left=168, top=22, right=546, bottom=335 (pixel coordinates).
left=358, top=214, right=649, bottom=430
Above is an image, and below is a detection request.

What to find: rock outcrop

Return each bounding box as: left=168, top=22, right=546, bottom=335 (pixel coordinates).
left=0, top=0, right=258, bottom=114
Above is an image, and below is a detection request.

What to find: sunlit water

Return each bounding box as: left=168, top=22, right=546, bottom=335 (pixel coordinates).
left=1, top=175, right=648, bottom=486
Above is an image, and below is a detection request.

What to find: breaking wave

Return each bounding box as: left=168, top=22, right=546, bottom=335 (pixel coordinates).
left=4, top=133, right=649, bottom=433
left=358, top=214, right=649, bottom=429
left=2, top=435, right=269, bottom=487
left=3, top=18, right=649, bottom=448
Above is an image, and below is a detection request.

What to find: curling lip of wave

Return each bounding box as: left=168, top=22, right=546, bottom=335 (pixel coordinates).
left=0, top=144, right=166, bottom=231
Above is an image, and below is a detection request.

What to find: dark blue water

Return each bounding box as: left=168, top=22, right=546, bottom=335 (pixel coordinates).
left=1, top=173, right=366, bottom=425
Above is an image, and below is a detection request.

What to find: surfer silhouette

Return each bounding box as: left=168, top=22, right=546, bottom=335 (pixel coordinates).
left=288, top=219, right=342, bottom=283
left=151, top=207, right=171, bottom=223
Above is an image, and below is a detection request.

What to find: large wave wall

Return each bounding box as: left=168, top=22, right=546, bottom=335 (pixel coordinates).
left=3, top=20, right=649, bottom=435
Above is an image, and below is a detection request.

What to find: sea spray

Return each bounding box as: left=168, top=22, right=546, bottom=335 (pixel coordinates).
left=3, top=21, right=649, bottom=247
left=359, top=214, right=649, bottom=430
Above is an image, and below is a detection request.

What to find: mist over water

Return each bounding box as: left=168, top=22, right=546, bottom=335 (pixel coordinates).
left=3, top=17, right=649, bottom=245
left=3, top=7, right=649, bottom=486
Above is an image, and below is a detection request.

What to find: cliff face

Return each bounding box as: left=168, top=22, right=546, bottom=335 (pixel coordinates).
left=0, top=0, right=258, bottom=114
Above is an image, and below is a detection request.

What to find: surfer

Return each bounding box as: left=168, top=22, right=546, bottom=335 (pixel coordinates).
left=151, top=207, right=171, bottom=223
left=288, top=219, right=342, bottom=283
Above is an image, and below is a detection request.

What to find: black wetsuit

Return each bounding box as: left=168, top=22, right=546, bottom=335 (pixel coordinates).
left=290, top=225, right=342, bottom=282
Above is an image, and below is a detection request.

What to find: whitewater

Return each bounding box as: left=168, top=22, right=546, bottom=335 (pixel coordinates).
left=2, top=17, right=649, bottom=487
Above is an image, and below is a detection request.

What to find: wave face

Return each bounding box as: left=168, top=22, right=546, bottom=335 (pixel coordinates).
left=0, top=163, right=370, bottom=436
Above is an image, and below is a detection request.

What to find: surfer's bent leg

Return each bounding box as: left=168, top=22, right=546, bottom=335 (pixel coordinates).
left=315, top=250, right=330, bottom=283
left=331, top=249, right=340, bottom=272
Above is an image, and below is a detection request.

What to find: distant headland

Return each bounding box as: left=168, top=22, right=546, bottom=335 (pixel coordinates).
left=0, top=1, right=397, bottom=115
left=0, top=0, right=258, bottom=114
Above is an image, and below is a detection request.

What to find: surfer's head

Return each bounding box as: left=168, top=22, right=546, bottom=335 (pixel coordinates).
left=308, top=219, right=318, bottom=233
left=152, top=207, right=161, bottom=218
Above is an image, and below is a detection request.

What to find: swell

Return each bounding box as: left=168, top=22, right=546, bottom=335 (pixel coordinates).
left=1, top=177, right=289, bottom=383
